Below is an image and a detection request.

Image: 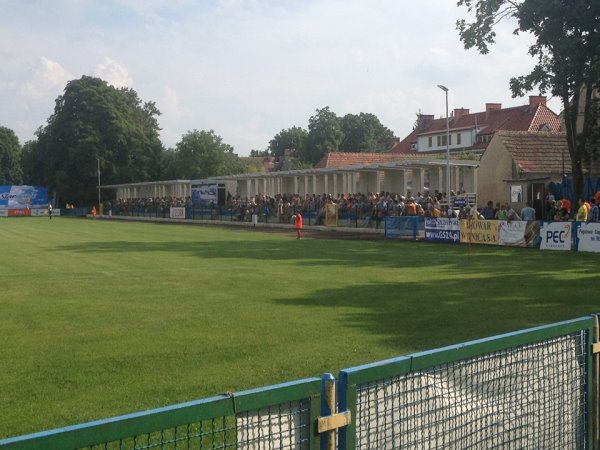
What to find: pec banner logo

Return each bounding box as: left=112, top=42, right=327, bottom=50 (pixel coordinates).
left=540, top=222, right=572, bottom=251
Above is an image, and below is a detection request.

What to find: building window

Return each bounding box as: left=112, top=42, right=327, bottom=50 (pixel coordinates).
left=456, top=133, right=461, bottom=145
left=428, top=136, right=432, bottom=147
left=437, top=136, right=441, bottom=146
left=449, top=135, right=452, bottom=146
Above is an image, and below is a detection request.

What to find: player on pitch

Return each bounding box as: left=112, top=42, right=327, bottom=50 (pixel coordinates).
left=292, top=212, right=303, bottom=239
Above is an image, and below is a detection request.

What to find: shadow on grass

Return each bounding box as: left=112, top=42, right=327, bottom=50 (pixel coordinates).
left=52, top=238, right=600, bottom=275
left=274, top=276, right=599, bottom=354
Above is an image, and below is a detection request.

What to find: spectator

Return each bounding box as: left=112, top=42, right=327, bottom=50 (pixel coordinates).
left=520, top=201, right=536, bottom=221
left=588, top=198, right=599, bottom=223
left=481, top=201, right=495, bottom=220
left=576, top=198, right=588, bottom=222
left=505, top=203, right=521, bottom=221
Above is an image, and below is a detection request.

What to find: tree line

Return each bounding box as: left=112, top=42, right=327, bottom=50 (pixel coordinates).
left=0, top=76, right=395, bottom=206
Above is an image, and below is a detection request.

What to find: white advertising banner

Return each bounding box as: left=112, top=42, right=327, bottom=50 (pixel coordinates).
left=540, top=222, right=573, bottom=251
left=577, top=222, right=600, bottom=253
left=0, top=209, right=7, bottom=217
left=170, top=207, right=186, bottom=219
left=497, top=221, right=540, bottom=247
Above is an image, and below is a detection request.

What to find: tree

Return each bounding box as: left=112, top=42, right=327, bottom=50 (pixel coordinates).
left=165, top=130, right=243, bottom=179
left=457, top=0, right=600, bottom=203
left=26, top=76, right=165, bottom=205
left=0, top=126, right=23, bottom=184
left=249, top=149, right=270, bottom=157
left=339, top=112, right=395, bottom=152
left=268, top=126, right=308, bottom=159
left=305, top=107, right=343, bottom=164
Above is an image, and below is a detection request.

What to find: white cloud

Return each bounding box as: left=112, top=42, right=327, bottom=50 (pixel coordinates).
left=94, top=57, right=132, bottom=88
left=20, top=57, right=71, bottom=99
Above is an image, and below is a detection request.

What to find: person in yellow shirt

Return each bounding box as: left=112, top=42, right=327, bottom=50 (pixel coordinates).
left=576, top=198, right=588, bottom=222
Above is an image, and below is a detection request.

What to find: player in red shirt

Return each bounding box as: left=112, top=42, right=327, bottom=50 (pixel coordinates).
left=293, top=213, right=303, bottom=239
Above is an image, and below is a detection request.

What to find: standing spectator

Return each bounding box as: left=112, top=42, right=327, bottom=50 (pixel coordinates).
left=505, top=203, right=521, bottom=221
left=520, top=201, right=536, bottom=221
left=48, top=202, right=52, bottom=220
left=576, top=198, right=588, bottom=222
left=587, top=198, right=599, bottom=223
left=481, top=201, right=495, bottom=219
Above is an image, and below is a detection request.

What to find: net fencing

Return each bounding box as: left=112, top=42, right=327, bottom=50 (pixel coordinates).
left=77, top=399, right=312, bottom=450
left=353, top=331, right=588, bottom=449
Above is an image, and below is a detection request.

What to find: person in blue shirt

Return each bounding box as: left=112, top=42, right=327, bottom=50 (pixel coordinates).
left=520, top=201, right=536, bottom=221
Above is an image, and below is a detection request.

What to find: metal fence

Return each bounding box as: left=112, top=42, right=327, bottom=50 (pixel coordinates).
left=109, top=204, right=420, bottom=231
left=0, top=379, right=321, bottom=450
left=338, top=316, right=595, bottom=449
left=1, top=316, right=598, bottom=450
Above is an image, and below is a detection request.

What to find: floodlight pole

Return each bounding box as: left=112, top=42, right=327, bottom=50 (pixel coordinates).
left=438, top=84, right=450, bottom=206
left=97, top=157, right=101, bottom=210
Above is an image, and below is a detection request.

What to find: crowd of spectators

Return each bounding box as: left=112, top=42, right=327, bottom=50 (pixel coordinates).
left=107, top=188, right=600, bottom=225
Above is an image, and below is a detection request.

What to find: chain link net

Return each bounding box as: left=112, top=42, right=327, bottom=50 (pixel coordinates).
left=355, top=331, right=588, bottom=449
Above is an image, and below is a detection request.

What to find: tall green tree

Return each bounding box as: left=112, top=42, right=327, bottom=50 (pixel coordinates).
left=27, top=76, right=164, bottom=205
left=165, top=130, right=243, bottom=179
left=268, top=126, right=308, bottom=159
left=339, top=112, right=395, bottom=152
left=457, top=0, right=600, bottom=203
left=305, top=107, right=343, bottom=164
left=0, top=126, right=23, bottom=184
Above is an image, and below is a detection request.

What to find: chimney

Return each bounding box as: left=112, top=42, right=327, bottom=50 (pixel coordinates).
left=485, top=103, right=502, bottom=119
left=453, top=108, right=470, bottom=122
left=529, top=95, right=547, bottom=108
left=416, top=114, right=434, bottom=132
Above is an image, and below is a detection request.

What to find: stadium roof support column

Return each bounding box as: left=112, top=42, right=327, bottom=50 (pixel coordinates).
left=453, top=166, right=460, bottom=193
left=412, top=169, right=424, bottom=195
left=383, top=170, right=405, bottom=194
left=427, top=167, right=442, bottom=194
left=304, top=176, right=309, bottom=196
left=312, top=175, right=317, bottom=195
left=333, top=173, right=338, bottom=196
left=323, top=174, right=329, bottom=195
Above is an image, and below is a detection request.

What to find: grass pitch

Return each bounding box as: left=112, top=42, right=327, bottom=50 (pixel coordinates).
left=1, top=217, right=598, bottom=438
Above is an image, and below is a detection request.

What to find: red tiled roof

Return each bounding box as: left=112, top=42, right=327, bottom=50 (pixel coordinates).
left=391, top=102, right=562, bottom=154
left=495, top=131, right=600, bottom=176
left=493, top=131, right=571, bottom=174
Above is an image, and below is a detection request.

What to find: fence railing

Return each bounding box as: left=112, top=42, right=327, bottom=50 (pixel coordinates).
left=2, top=315, right=598, bottom=450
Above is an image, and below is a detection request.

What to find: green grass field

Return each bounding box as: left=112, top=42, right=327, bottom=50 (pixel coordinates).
left=0, top=217, right=598, bottom=438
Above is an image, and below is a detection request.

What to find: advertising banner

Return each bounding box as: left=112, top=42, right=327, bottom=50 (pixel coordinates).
left=385, top=216, right=419, bottom=239
left=425, top=217, right=460, bottom=243
left=0, top=209, right=7, bottom=217
left=8, top=208, right=32, bottom=217
left=498, top=221, right=540, bottom=247
left=170, top=207, right=186, bottom=219
left=0, top=185, right=48, bottom=209
left=540, top=222, right=573, bottom=251
left=191, top=183, right=217, bottom=206
left=459, top=219, right=499, bottom=245
left=576, top=222, right=600, bottom=253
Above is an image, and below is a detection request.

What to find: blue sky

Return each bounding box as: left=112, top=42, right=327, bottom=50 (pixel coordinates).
left=0, top=0, right=561, bottom=155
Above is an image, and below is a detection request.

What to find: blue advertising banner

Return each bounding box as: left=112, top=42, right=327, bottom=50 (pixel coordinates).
left=0, top=185, right=48, bottom=209
left=384, top=216, right=419, bottom=239
left=425, top=217, right=460, bottom=243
